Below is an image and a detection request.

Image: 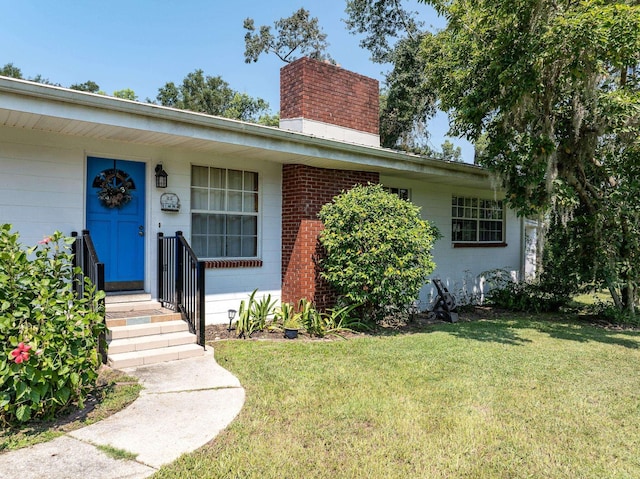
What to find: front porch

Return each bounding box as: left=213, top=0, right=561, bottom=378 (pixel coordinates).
left=73, top=230, right=207, bottom=368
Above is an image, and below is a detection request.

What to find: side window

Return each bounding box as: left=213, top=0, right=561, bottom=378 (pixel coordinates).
left=452, top=196, right=504, bottom=243
left=383, top=187, right=410, bottom=201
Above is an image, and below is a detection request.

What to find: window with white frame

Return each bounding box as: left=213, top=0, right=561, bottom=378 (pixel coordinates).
left=451, top=196, right=504, bottom=243
left=383, top=186, right=410, bottom=200
left=191, top=166, right=258, bottom=258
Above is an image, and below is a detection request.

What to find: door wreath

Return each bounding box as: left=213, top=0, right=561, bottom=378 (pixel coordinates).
left=94, top=168, right=135, bottom=208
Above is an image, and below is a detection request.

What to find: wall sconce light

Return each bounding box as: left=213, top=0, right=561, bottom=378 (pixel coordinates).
left=227, top=309, right=237, bottom=332
left=155, top=164, right=168, bottom=188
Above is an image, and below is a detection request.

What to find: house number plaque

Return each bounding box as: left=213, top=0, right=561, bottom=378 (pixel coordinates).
left=160, top=193, right=180, bottom=212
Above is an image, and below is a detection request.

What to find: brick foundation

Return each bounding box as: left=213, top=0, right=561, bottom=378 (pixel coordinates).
left=281, top=164, right=379, bottom=310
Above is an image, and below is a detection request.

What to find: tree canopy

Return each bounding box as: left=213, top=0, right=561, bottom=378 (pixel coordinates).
left=70, top=80, right=100, bottom=93
left=349, top=0, right=640, bottom=314
left=155, top=69, right=274, bottom=123
left=422, top=0, right=640, bottom=313
left=346, top=1, right=437, bottom=148
left=243, top=8, right=331, bottom=64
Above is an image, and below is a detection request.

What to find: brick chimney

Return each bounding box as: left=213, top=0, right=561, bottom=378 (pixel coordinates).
left=280, top=57, right=380, bottom=147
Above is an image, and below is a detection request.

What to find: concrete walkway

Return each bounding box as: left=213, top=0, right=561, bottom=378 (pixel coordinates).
left=0, top=348, right=245, bottom=479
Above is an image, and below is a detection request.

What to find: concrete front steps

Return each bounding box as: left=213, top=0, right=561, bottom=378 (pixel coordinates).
left=105, top=293, right=205, bottom=369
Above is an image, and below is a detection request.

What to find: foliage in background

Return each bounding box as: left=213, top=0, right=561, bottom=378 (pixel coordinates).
left=346, top=1, right=439, bottom=149
left=243, top=8, right=332, bottom=64
left=347, top=1, right=640, bottom=315
left=319, top=184, right=439, bottom=321
left=155, top=69, right=273, bottom=123
left=415, top=0, right=640, bottom=315
left=0, top=62, right=58, bottom=85
left=0, top=226, right=106, bottom=425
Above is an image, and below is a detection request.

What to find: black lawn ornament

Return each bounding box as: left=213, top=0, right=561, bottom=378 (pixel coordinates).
left=428, top=279, right=458, bottom=323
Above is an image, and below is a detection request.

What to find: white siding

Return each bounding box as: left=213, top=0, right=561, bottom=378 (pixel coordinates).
left=380, top=174, right=522, bottom=307
left=0, top=125, right=282, bottom=325
left=0, top=121, right=524, bottom=325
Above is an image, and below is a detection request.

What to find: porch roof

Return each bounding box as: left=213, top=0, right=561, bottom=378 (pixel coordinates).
left=0, top=76, right=493, bottom=188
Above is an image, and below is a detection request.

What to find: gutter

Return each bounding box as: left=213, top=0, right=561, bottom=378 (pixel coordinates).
left=0, top=76, right=490, bottom=183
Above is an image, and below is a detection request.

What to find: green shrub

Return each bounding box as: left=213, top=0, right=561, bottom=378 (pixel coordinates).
left=587, top=299, right=640, bottom=327
left=0, top=226, right=106, bottom=425
left=318, top=184, right=439, bottom=321
left=483, top=270, right=568, bottom=313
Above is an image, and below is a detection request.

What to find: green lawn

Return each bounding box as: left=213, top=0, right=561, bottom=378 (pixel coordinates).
left=155, top=316, right=640, bottom=479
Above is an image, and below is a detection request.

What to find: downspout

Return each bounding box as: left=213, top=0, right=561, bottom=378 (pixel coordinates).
left=519, top=216, right=526, bottom=282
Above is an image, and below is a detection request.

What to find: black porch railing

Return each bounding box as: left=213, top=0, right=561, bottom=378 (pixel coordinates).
left=158, top=231, right=206, bottom=347
left=71, top=230, right=105, bottom=303
left=71, top=230, right=106, bottom=361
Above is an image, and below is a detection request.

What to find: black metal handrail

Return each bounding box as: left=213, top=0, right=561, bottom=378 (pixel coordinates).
left=158, top=231, right=206, bottom=347
left=71, top=230, right=105, bottom=304
left=71, top=230, right=106, bottom=361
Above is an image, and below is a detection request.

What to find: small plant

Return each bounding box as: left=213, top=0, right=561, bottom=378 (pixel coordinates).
left=322, top=303, right=369, bottom=338
left=251, top=292, right=278, bottom=330
left=297, top=298, right=323, bottom=336
left=275, top=302, right=302, bottom=330
left=236, top=289, right=276, bottom=337
left=235, top=289, right=278, bottom=338
left=235, top=297, right=251, bottom=338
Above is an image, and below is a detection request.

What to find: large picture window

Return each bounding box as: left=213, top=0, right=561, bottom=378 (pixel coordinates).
left=191, top=166, right=258, bottom=258
left=452, top=196, right=504, bottom=243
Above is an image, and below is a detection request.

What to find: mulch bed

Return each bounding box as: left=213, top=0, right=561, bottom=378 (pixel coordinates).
left=205, top=306, right=510, bottom=342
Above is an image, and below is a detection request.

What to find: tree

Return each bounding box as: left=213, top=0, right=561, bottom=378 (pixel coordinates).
left=346, top=1, right=436, bottom=148
left=416, top=0, right=640, bottom=314
left=1, top=63, right=23, bottom=78
left=318, top=184, right=439, bottom=321
left=437, top=140, right=462, bottom=162
left=156, top=69, right=272, bottom=122
left=243, top=8, right=331, bottom=64
left=1, top=63, right=58, bottom=85
left=70, top=80, right=100, bottom=93
left=113, top=88, right=137, bottom=101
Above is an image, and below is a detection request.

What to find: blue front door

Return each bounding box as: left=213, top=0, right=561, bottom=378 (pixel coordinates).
left=86, top=157, right=146, bottom=291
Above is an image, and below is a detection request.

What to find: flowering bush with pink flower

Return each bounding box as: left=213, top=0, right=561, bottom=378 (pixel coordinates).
left=0, top=225, right=106, bottom=424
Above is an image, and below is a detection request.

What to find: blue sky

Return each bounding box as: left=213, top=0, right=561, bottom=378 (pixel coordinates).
left=0, top=0, right=473, bottom=162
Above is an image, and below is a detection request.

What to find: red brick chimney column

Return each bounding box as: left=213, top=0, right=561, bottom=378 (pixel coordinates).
left=281, top=164, right=379, bottom=310
left=280, top=57, right=380, bottom=136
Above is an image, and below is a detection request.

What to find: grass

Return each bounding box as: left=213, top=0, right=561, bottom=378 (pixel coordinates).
left=96, top=443, right=138, bottom=461
left=0, top=367, right=142, bottom=452
left=154, top=315, right=640, bottom=479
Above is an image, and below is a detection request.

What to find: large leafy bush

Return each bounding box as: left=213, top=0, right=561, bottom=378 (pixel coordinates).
left=318, top=184, right=439, bottom=320
left=0, top=225, right=106, bottom=424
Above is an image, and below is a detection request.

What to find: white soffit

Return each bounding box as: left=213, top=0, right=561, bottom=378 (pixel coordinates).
left=0, top=77, right=491, bottom=188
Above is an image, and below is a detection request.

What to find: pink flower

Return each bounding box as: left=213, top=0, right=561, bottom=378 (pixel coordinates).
left=38, top=236, right=51, bottom=244
left=10, top=342, right=31, bottom=364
